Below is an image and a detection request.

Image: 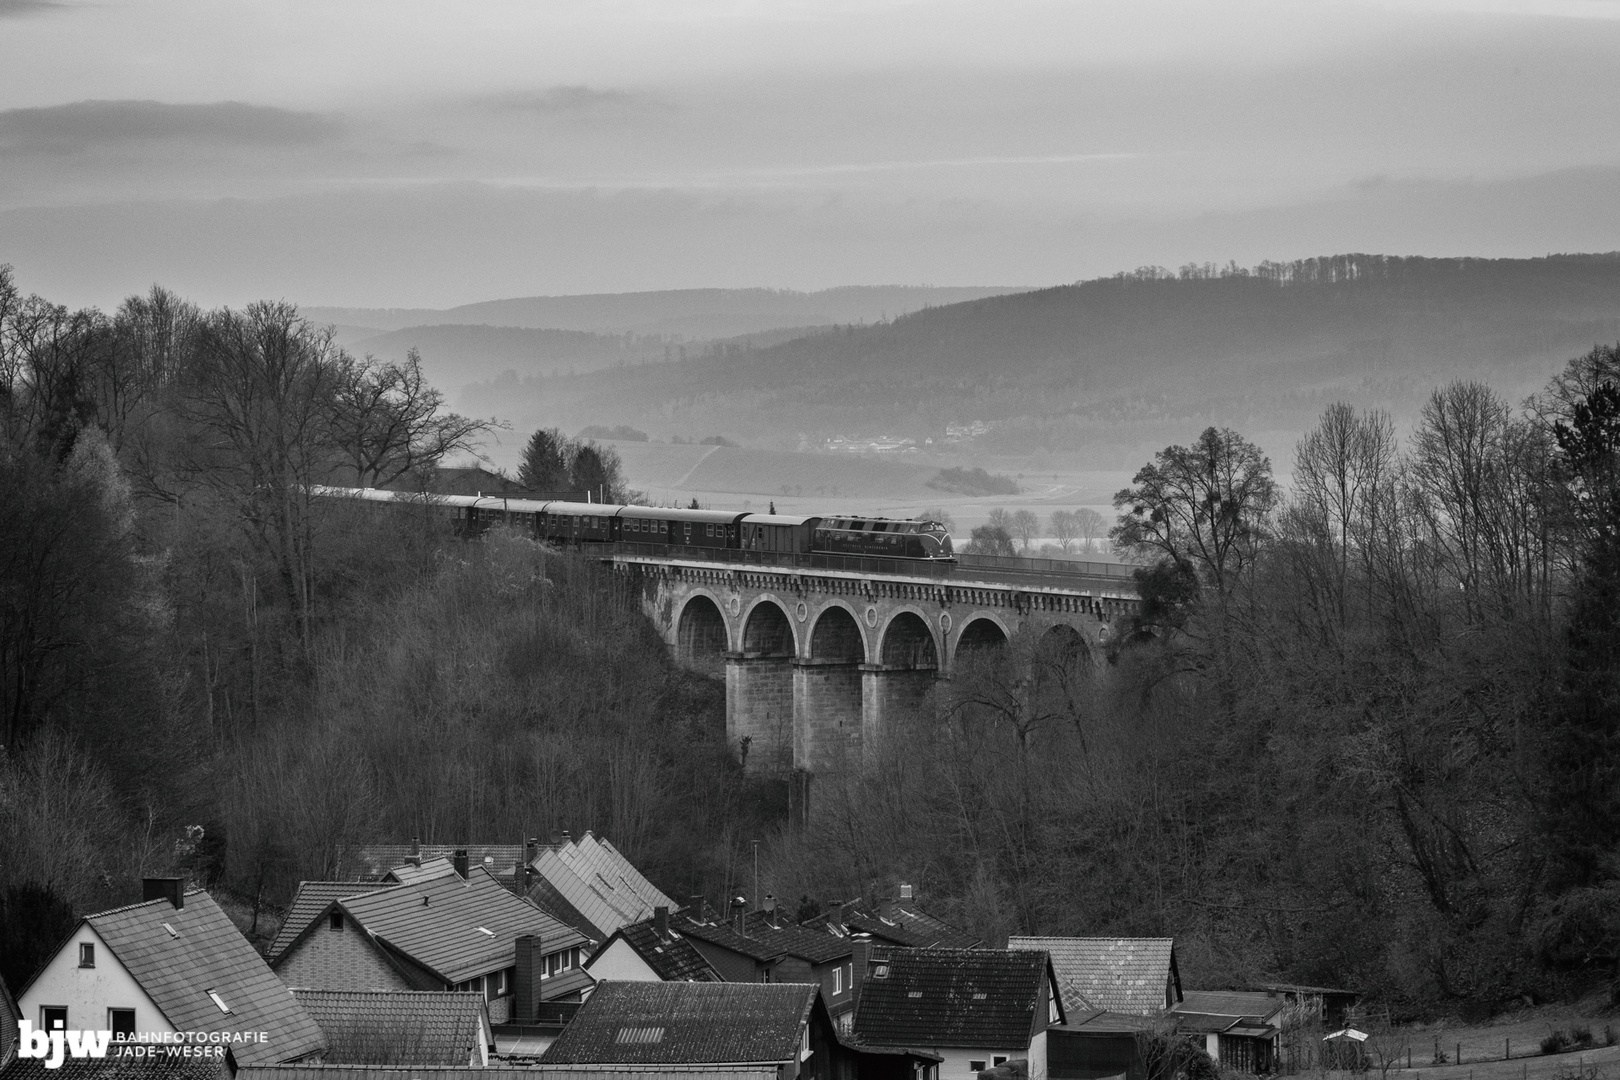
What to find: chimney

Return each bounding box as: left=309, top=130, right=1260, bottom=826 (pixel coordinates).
left=408, top=835, right=421, bottom=868
left=561, top=830, right=572, bottom=845
left=688, top=895, right=707, bottom=922
left=453, top=849, right=469, bottom=879
left=851, top=933, right=872, bottom=1014
left=525, top=837, right=539, bottom=863
left=143, top=877, right=184, bottom=910
left=730, top=896, right=747, bottom=936
left=654, top=905, right=669, bottom=941
left=514, top=935, right=544, bottom=1022
left=899, top=883, right=913, bottom=900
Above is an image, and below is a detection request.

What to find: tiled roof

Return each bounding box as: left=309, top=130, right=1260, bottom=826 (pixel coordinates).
left=1054, top=1009, right=1160, bottom=1035
left=597, top=920, right=720, bottom=982
left=338, top=868, right=586, bottom=985
left=352, top=846, right=527, bottom=883
left=1008, top=937, right=1176, bottom=1016
left=675, top=911, right=850, bottom=966
left=292, top=990, right=488, bottom=1065
left=0, top=1054, right=229, bottom=1080
left=852, top=947, right=1054, bottom=1051
left=240, top=1067, right=773, bottom=1080
left=530, top=834, right=678, bottom=941
left=383, top=860, right=461, bottom=887
left=541, top=969, right=594, bottom=1003
left=528, top=878, right=605, bottom=943
left=804, top=901, right=979, bottom=949
left=271, top=883, right=397, bottom=963
left=86, top=891, right=325, bottom=1065
left=540, top=982, right=817, bottom=1065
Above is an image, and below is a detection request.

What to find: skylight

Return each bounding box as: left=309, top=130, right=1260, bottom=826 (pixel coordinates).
left=207, top=991, right=231, bottom=1014
left=615, top=1027, right=665, bottom=1045
left=161, top=923, right=179, bottom=939
left=475, top=927, right=495, bottom=936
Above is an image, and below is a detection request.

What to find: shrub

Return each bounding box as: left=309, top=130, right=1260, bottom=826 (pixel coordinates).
left=1542, top=1031, right=1571, bottom=1055
left=1570, top=1026, right=1594, bottom=1049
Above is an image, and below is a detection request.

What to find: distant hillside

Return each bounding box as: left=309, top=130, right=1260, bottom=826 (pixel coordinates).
left=460, top=254, right=1620, bottom=468
left=307, top=285, right=1035, bottom=339
left=346, top=323, right=823, bottom=387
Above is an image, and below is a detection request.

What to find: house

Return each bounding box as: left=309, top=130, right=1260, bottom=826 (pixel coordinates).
left=1, top=971, right=19, bottom=1068
left=848, top=944, right=1064, bottom=1080
left=292, top=990, right=493, bottom=1065
left=673, top=906, right=856, bottom=1023
left=803, top=898, right=979, bottom=951
left=269, top=883, right=397, bottom=966
left=271, top=860, right=590, bottom=1023
left=1046, top=1010, right=1157, bottom=1080
left=1006, top=938, right=1181, bottom=1017
left=538, top=981, right=857, bottom=1080
left=349, top=843, right=533, bottom=892
left=526, top=833, right=680, bottom=942
left=1169, top=991, right=1283, bottom=1075
left=584, top=908, right=720, bottom=984
left=15, top=878, right=325, bottom=1065
left=238, top=1067, right=772, bottom=1080
left=1249, top=984, right=1359, bottom=1029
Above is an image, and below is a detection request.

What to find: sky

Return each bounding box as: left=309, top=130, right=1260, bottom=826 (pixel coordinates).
left=2, top=0, right=1620, bottom=310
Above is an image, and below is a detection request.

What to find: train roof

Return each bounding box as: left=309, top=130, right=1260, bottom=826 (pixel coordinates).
left=311, top=485, right=483, bottom=508
left=740, top=514, right=822, bottom=527
left=543, top=501, right=623, bottom=516
left=470, top=495, right=554, bottom=513
left=618, top=505, right=748, bottom=524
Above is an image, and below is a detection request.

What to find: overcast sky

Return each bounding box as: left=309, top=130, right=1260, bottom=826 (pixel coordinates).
left=3, top=0, right=1620, bottom=310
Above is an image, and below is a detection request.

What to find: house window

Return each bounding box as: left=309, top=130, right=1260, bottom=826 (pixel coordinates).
left=79, top=943, right=95, bottom=967
left=1049, top=987, right=1061, bottom=1023
left=329, top=911, right=344, bottom=931
left=42, top=1007, right=67, bottom=1032
left=994, top=1058, right=1008, bottom=1067
left=833, top=967, right=843, bottom=995
left=969, top=1062, right=986, bottom=1074
left=108, top=1010, right=135, bottom=1038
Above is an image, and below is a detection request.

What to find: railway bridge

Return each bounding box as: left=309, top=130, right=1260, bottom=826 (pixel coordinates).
left=601, top=545, right=1140, bottom=778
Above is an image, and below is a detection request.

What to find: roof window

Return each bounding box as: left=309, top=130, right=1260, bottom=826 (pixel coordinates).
left=161, top=923, right=179, bottom=939
left=207, top=991, right=231, bottom=1015
left=475, top=927, right=495, bottom=936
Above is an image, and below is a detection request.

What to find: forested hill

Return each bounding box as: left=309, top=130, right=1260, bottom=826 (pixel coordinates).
left=469, top=254, right=1620, bottom=465
left=308, top=284, right=1033, bottom=338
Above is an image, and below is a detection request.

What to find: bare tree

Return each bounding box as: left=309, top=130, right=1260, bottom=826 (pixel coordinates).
left=327, top=348, right=499, bottom=488
left=1074, top=508, right=1107, bottom=553
left=1049, top=510, right=1078, bottom=553
left=1010, top=509, right=1040, bottom=552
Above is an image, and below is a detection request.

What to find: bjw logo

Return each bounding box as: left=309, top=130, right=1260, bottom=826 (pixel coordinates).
left=16, top=1020, right=113, bottom=1069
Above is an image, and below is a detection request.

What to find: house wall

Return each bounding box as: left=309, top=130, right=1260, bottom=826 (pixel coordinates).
left=930, top=1046, right=1038, bottom=1080
left=684, top=939, right=762, bottom=983
left=17, top=925, right=173, bottom=1036
left=584, top=940, right=661, bottom=983
left=275, top=922, right=415, bottom=991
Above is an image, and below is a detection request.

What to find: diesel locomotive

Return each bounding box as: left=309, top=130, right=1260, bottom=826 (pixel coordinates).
left=314, top=486, right=956, bottom=561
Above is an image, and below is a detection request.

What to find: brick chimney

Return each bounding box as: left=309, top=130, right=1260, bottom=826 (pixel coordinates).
left=143, top=877, right=184, bottom=909
left=730, top=896, right=747, bottom=936
left=688, top=895, right=706, bottom=922
left=453, top=849, right=469, bottom=879
left=851, top=933, right=872, bottom=1014
left=514, top=935, right=544, bottom=1022
left=654, top=905, right=669, bottom=941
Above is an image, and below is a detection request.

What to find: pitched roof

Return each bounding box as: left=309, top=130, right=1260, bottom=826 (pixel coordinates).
left=675, top=910, right=851, bottom=966
left=291, top=990, right=489, bottom=1065
left=804, top=901, right=979, bottom=949
left=592, top=919, right=720, bottom=982
left=527, top=877, right=603, bottom=943
left=0, top=1054, right=229, bottom=1080
left=1053, top=1009, right=1160, bottom=1035
left=336, top=868, right=586, bottom=985
left=84, top=891, right=325, bottom=1065
left=540, top=982, right=818, bottom=1065
left=383, top=859, right=462, bottom=887
left=529, top=834, right=678, bottom=941
left=239, top=1067, right=772, bottom=1080
left=353, top=847, right=527, bottom=883
left=852, top=947, right=1056, bottom=1051
left=1008, top=937, right=1176, bottom=1016
left=271, top=883, right=398, bottom=962
left=1172, top=991, right=1282, bottom=1026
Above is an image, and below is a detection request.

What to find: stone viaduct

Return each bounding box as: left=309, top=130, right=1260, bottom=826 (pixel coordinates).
left=606, top=551, right=1140, bottom=778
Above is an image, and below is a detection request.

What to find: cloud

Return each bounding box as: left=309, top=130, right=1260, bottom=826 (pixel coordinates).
left=0, top=0, right=64, bottom=15
left=0, top=100, right=341, bottom=154
left=475, top=85, right=668, bottom=118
